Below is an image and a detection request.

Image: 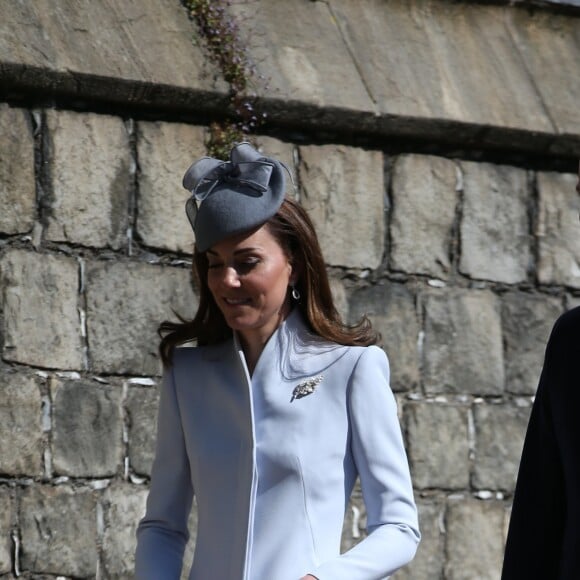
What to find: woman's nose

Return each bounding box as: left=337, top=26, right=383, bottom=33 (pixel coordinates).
left=223, top=266, right=241, bottom=287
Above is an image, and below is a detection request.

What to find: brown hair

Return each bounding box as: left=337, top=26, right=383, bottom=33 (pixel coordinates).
left=158, top=197, right=378, bottom=366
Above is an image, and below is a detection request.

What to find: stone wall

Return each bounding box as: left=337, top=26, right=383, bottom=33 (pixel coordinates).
left=1, top=0, right=580, bottom=579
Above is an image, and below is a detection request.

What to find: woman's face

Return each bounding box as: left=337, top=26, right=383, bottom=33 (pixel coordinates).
left=206, top=224, right=294, bottom=346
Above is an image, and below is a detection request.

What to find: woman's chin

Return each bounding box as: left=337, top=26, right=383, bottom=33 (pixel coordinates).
left=223, top=314, right=256, bottom=333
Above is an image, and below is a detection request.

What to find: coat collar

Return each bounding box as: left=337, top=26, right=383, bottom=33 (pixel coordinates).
left=232, top=308, right=349, bottom=381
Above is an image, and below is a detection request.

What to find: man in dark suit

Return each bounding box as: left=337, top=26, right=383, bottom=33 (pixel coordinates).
left=501, top=162, right=580, bottom=579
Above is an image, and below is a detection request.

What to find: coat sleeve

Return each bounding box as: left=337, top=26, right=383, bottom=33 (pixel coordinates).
left=501, top=315, right=568, bottom=579
left=312, top=346, right=420, bottom=580
left=135, top=361, right=194, bottom=580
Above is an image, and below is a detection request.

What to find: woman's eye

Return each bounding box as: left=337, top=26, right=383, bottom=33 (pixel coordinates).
left=207, top=262, right=222, bottom=269
left=236, top=260, right=259, bottom=274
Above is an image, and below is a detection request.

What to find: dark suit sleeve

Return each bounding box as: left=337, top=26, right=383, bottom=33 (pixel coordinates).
left=501, top=312, right=575, bottom=579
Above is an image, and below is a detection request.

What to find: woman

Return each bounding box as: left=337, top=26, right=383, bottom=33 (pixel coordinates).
left=135, top=142, right=420, bottom=579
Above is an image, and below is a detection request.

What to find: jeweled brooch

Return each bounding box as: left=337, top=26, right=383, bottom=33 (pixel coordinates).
left=291, top=375, right=323, bottom=402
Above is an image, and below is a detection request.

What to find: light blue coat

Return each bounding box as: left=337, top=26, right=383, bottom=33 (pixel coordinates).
left=135, top=310, right=420, bottom=579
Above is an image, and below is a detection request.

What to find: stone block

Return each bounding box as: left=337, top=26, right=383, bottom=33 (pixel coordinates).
left=233, top=0, right=374, bottom=113
left=45, top=110, right=130, bottom=249
left=0, top=369, right=43, bottom=476
left=0, top=0, right=222, bottom=91
left=502, top=292, right=563, bottom=395
left=472, top=403, right=531, bottom=491
left=0, top=104, right=35, bottom=235
left=85, top=261, right=197, bottom=375
left=299, top=144, right=384, bottom=269
left=507, top=9, right=580, bottom=135
left=349, top=282, right=419, bottom=392
left=126, top=385, right=159, bottom=476
left=1, top=249, right=84, bottom=370
left=20, top=485, right=97, bottom=577
left=394, top=500, right=445, bottom=580
left=390, top=155, right=458, bottom=278
left=0, top=491, right=14, bottom=574
left=445, top=498, right=505, bottom=580
left=405, top=403, right=470, bottom=489
left=329, top=0, right=552, bottom=133
left=101, top=483, right=148, bottom=578
left=423, top=289, right=504, bottom=395
left=51, top=379, right=123, bottom=477
left=537, top=171, right=580, bottom=288
left=136, top=122, right=205, bottom=253
left=459, top=161, right=530, bottom=284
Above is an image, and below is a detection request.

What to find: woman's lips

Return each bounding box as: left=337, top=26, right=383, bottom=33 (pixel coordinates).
left=223, top=297, right=251, bottom=306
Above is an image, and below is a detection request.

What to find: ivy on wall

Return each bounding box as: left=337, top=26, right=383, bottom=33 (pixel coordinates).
left=184, top=0, right=265, bottom=158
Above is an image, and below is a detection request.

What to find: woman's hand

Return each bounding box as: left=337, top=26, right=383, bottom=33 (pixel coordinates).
left=300, top=576, right=319, bottom=580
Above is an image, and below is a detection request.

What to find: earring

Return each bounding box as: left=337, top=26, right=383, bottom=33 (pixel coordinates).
left=291, top=285, right=301, bottom=301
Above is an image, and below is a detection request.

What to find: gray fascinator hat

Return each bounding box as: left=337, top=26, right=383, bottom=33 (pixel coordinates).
left=182, top=142, right=288, bottom=252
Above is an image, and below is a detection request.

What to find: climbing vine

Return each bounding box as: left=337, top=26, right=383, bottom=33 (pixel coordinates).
left=184, top=0, right=265, bottom=159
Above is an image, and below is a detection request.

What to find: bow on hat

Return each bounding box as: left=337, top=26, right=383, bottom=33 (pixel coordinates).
left=183, top=143, right=276, bottom=230
left=182, top=142, right=289, bottom=252
left=183, top=142, right=275, bottom=202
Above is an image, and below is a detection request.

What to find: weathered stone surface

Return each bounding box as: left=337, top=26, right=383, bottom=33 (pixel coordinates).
left=390, top=155, right=458, bottom=278
left=0, top=104, right=35, bottom=235
left=233, top=0, right=374, bottom=113
left=0, top=370, right=43, bottom=476
left=45, top=110, right=130, bottom=249
left=1, top=0, right=579, bottom=155
left=394, top=500, right=445, bottom=580
left=502, top=292, right=563, bottom=395
left=405, top=403, right=470, bottom=489
left=459, top=162, right=530, bottom=284
left=85, top=261, right=197, bottom=375
left=330, top=0, right=553, bottom=133
left=537, top=171, right=580, bottom=288
left=0, top=0, right=222, bottom=91
left=137, top=122, right=205, bottom=253
left=126, top=385, right=159, bottom=476
left=101, top=483, right=148, bottom=577
left=0, top=249, right=83, bottom=369
left=0, top=491, right=14, bottom=574
left=445, top=498, right=505, bottom=580
left=299, top=144, right=384, bottom=268
left=472, top=403, right=531, bottom=491
left=51, top=379, right=123, bottom=477
left=20, top=486, right=97, bottom=577
left=423, top=289, right=504, bottom=395
left=349, top=282, right=419, bottom=392
left=507, top=9, right=580, bottom=135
